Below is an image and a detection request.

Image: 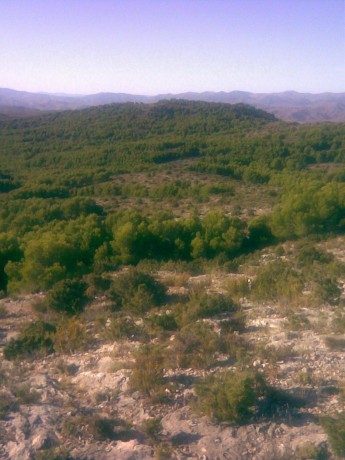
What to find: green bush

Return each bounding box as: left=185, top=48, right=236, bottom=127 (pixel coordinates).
left=167, top=322, right=219, bottom=369
left=251, top=260, right=304, bottom=304
left=0, top=304, right=8, bottom=319
left=295, top=442, right=329, bottom=460
left=296, top=244, right=333, bottom=268
left=111, top=268, right=166, bottom=315
left=320, top=413, right=345, bottom=457
left=194, top=371, right=266, bottom=424
left=146, top=311, right=178, bottom=333
left=33, top=446, right=74, bottom=460
left=226, top=277, right=251, bottom=301
left=106, top=313, right=147, bottom=341
left=312, top=277, right=341, bottom=306
left=218, top=330, right=250, bottom=361
left=141, top=417, right=162, bottom=441
left=10, top=384, right=40, bottom=406
left=332, top=308, right=345, bottom=333
left=62, top=414, right=126, bottom=441
left=219, top=312, right=246, bottom=334
left=129, top=344, right=165, bottom=400
left=3, top=321, right=56, bottom=360
left=0, top=391, right=18, bottom=418
left=47, top=278, right=88, bottom=315
left=195, top=293, right=236, bottom=318
left=52, top=317, right=88, bottom=353
left=324, top=336, right=345, bottom=351
left=173, top=292, right=237, bottom=328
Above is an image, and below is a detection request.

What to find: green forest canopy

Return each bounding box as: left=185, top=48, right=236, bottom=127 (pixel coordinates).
left=0, top=100, right=344, bottom=293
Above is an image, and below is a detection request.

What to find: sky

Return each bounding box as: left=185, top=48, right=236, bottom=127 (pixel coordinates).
left=1, top=0, right=344, bottom=95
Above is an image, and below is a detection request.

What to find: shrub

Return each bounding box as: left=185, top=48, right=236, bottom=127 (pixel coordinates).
left=3, top=321, right=56, bottom=360
left=33, top=447, right=73, bottom=460
left=226, top=277, right=250, bottom=301
left=47, top=279, right=88, bottom=315
left=141, top=417, right=162, bottom=441
left=295, top=442, right=329, bottom=460
left=0, top=304, right=7, bottom=319
left=0, top=391, right=18, bottom=418
left=31, top=297, right=49, bottom=315
left=84, top=273, right=111, bottom=297
left=146, top=311, right=178, bottom=333
left=251, top=260, right=304, bottom=304
left=194, top=371, right=300, bottom=424
left=324, top=336, right=345, bottom=351
left=62, top=414, right=125, bottom=441
left=194, top=371, right=266, bottom=424
left=287, top=313, right=311, bottom=331
left=320, top=413, right=345, bottom=457
left=52, top=317, right=88, bottom=353
left=312, top=277, right=341, bottom=306
left=167, top=322, right=219, bottom=369
left=129, top=344, right=165, bottom=400
left=154, top=443, right=174, bottom=460
left=332, top=308, right=345, bottom=333
left=111, top=268, right=166, bottom=315
left=219, top=330, right=250, bottom=365
left=12, top=384, right=40, bottom=404
left=219, top=311, right=246, bottom=334
left=106, top=314, right=147, bottom=341
left=173, top=292, right=237, bottom=328
left=296, top=244, right=333, bottom=268
left=195, top=293, right=236, bottom=318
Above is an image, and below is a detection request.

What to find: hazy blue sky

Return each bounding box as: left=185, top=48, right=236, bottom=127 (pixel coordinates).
left=1, top=0, right=344, bottom=94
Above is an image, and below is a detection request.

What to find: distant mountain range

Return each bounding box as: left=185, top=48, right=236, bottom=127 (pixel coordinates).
left=0, top=87, right=344, bottom=123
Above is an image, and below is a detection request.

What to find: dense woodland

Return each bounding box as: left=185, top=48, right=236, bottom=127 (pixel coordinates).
left=0, top=100, right=344, bottom=294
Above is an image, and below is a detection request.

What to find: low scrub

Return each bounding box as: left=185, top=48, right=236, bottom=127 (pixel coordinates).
left=167, top=322, right=220, bottom=369
left=62, top=414, right=127, bottom=441
left=251, top=260, right=304, bottom=305
left=106, top=313, right=147, bottom=341
left=173, top=292, right=237, bottom=328
left=146, top=311, right=178, bottom=334
left=194, top=370, right=303, bottom=425
left=295, top=442, right=329, bottom=460
left=47, top=278, right=89, bottom=315
left=0, top=304, right=8, bottom=319
left=52, top=317, right=88, bottom=353
left=320, top=413, right=345, bottom=457
left=226, top=277, right=250, bottom=301
left=324, top=336, right=345, bottom=351
left=111, top=268, right=166, bottom=315
left=3, top=321, right=56, bottom=360
left=129, top=344, right=165, bottom=401
left=194, top=371, right=266, bottom=424
left=0, top=391, right=18, bottom=418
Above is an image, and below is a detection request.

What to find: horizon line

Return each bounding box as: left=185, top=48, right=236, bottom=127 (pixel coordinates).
left=1, top=87, right=345, bottom=98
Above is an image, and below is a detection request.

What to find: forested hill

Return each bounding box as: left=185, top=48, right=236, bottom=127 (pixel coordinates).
left=0, top=98, right=344, bottom=295
left=0, top=99, right=276, bottom=139
left=0, top=99, right=344, bottom=183
left=0, top=100, right=276, bottom=174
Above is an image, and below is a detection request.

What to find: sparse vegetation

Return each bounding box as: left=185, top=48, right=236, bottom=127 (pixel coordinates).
left=52, top=317, right=89, bottom=353
left=3, top=321, right=56, bottom=360
left=129, top=344, right=165, bottom=400
left=320, top=413, right=345, bottom=457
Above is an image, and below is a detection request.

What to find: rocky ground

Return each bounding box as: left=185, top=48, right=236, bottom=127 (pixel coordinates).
left=0, top=263, right=345, bottom=459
